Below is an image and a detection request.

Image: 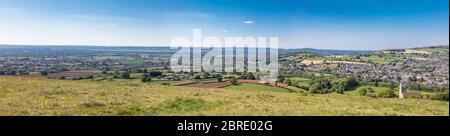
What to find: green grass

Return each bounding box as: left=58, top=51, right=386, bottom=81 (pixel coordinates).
left=225, top=83, right=291, bottom=92
left=361, top=56, right=389, bottom=65
left=0, top=76, right=448, bottom=116
left=284, top=86, right=308, bottom=93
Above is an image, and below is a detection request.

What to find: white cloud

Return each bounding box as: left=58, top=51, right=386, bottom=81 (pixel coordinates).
left=243, top=20, right=254, bottom=24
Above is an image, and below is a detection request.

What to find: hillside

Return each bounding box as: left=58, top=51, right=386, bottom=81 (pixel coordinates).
left=0, top=76, right=448, bottom=116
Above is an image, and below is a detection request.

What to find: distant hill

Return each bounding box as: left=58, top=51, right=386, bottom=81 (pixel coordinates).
left=380, top=45, right=449, bottom=55
left=0, top=76, right=448, bottom=116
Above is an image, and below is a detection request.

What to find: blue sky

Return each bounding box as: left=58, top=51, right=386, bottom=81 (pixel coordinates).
left=0, top=0, right=448, bottom=50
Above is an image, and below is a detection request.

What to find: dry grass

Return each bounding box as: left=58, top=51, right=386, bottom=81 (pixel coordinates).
left=0, top=76, right=448, bottom=116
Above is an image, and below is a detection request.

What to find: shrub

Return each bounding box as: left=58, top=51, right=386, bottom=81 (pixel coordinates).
left=331, top=77, right=359, bottom=93
left=217, top=74, right=223, bottom=82
left=40, top=70, right=49, bottom=76
left=231, top=78, right=238, bottom=85
left=141, top=74, right=152, bottom=82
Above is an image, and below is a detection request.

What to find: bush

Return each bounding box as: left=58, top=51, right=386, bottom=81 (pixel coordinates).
left=217, top=74, right=223, bottom=82
left=231, top=78, right=238, bottom=85
left=427, top=93, right=449, bottom=101
left=121, top=71, right=131, bottom=79
left=40, top=70, right=49, bottom=76
left=331, top=77, right=359, bottom=93
left=308, top=78, right=333, bottom=94
left=374, top=89, right=396, bottom=98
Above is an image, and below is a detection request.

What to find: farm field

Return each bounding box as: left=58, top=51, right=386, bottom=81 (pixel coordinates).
left=181, top=81, right=231, bottom=88
left=0, top=76, right=448, bottom=116
left=17, top=71, right=99, bottom=78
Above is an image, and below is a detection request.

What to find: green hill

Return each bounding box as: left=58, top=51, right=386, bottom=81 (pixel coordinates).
left=0, top=76, right=448, bottom=116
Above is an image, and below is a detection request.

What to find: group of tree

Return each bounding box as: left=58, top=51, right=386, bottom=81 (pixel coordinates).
left=0, top=69, right=30, bottom=75
left=308, top=77, right=360, bottom=94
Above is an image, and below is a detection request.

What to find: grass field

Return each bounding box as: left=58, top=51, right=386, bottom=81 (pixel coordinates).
left=0, top=76, right=448, bottom=116
left=361, top=56, right=389, bottom=65
left=224, top=83, right=291, bottom=92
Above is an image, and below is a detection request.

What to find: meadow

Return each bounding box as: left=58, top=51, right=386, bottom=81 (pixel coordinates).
left=0, top=76, right=448, bottom=116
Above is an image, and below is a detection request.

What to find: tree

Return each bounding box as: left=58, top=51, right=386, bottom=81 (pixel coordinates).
left=149, top=71, right=162, bottom=77
left=246, top=72, right=256, bottom=80
left=121, top=71, right=131, bottom=79
left=9, top=70, right=17, bottom=75
left=194, top=75, right=201, bottom=79
left=331, top=77, right=359, bottom=93
left=113, top=70, right=120, bottom=78
left=278, top=76, right=285, bottom=83
left=217, top=74, right=223, bottom=82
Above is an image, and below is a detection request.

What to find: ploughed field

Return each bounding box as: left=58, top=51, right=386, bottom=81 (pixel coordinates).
left=0, top=76, right=448, bottom=116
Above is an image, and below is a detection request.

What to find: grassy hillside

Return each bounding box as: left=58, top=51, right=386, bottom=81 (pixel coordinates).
left=0, top=76, right=448, bottom=116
